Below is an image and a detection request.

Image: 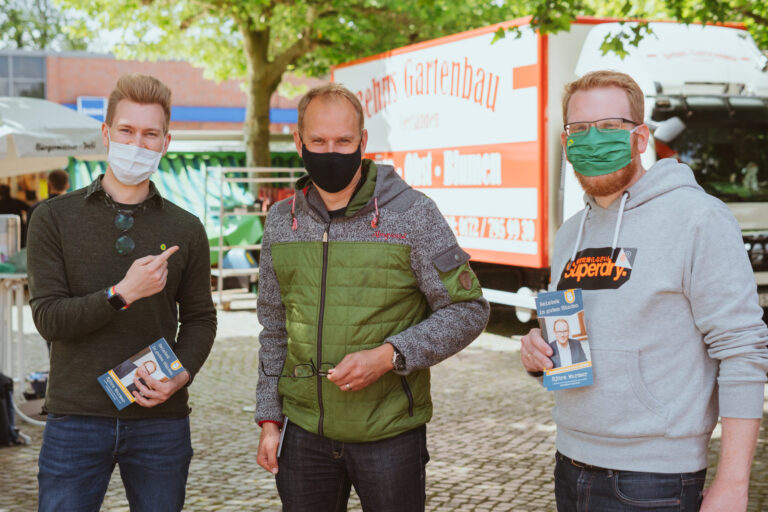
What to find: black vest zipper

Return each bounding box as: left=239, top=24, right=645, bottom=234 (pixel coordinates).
left=316, top=226, right=330, bottom=436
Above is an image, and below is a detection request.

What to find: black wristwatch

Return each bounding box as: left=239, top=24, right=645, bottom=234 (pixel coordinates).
left=106, top=287, right=128, bottom=311
left=391, top=346, right=406, bottom=372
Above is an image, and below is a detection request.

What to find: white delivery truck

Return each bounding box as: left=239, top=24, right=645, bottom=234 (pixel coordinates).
left=332, top=17, right=768, bottom=321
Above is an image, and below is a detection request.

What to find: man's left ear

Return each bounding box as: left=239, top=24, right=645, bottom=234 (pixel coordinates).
left=635, top=124, right=650, bottom=154
left=162, top=132, right=172, bottom=156
left=101, top=122, right=111, bottom=150
left=293, top=130, right=303, bottom=157
left=360, top=129, right=368, bottom=155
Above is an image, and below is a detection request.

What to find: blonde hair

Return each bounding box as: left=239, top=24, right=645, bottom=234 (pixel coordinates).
left=297, top=83, right=364, bottom=136
left=562, top=70, right=644, bottom=125
left=106, top=74, right=172, bottom=133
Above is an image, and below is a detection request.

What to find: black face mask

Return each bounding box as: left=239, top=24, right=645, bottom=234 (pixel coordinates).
left=301, top=143, right=362, bottom=193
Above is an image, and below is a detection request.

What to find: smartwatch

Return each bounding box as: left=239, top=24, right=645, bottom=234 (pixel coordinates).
left=391, top=346, right=406, bottom=372
left=106, top=286, right=129, bottom=311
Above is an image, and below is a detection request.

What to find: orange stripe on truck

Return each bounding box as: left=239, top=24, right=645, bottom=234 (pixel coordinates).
left=513, top=64, right=539, bottom=89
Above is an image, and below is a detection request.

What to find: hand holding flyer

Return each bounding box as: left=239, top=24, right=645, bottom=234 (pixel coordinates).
left=535, top=289, right=593, bottom=391
left=97, top=338, right=186, bottom=410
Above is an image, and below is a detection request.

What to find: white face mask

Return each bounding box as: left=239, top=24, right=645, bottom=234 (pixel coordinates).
left=107, top=133, right=164, bottom=186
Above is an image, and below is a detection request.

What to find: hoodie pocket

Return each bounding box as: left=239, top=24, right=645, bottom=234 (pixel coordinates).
left=552, top=348, right=669, bottom=438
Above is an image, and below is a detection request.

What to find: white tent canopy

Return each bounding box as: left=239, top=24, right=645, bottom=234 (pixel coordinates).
left=0, top=96, right=106, bottom=177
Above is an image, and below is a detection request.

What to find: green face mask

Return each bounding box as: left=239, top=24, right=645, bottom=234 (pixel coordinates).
left=566, top=126, right=637, bottom=177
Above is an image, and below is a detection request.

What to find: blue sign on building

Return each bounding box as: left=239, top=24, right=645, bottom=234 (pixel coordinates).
left=76, top=96, right=107, bottom=121
left=67, top=100, right=297, bottom=125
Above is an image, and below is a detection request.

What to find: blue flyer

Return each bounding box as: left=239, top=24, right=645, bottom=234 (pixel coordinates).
left=97, top=338, right=185, bottom=410
left=535, top=289, right=593, bottom=391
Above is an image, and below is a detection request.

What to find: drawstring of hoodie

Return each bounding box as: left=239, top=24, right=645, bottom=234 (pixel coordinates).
left=371, top=197, right=379, bottom=229
left=569, top=190, right=630, bottom=262
left=612, top=191, right=629, bottom=251
left=570, top=203, right=592, bottom=263
left=290, top=195, right=297, bottom=231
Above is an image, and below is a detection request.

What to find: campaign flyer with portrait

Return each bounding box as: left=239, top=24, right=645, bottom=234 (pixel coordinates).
left=97, top=338, right=185, bottom=410
left=535, top=289, right=593, bottom=390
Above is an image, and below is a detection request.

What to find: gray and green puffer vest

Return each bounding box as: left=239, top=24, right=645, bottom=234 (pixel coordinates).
left=256, top=160, right=488, bottom=442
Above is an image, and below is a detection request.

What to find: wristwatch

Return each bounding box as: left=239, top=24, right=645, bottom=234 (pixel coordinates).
left=106, top=286, right=128, bottom=311
left=391, top=346, right=406, bottom=372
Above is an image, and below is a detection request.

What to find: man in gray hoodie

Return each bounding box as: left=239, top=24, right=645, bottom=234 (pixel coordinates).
left=521, top=70, right=768, bottom=511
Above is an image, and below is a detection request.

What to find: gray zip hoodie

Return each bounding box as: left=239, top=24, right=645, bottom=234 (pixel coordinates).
left=549, top=158, right=768, bottom=473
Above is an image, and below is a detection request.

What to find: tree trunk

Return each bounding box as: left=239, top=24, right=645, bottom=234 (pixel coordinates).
left=244, top=75, right=276, bottom=168
left=241, top=23, right=269, bottom=168
left=240, top=12, right=316, bottom=168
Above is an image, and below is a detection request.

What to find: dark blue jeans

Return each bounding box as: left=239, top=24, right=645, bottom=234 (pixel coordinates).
left=555, top=452, right=706, bottom=511
left=38, top=414, right=193, bottom=512
left=276, top=422, right=430, bottom=512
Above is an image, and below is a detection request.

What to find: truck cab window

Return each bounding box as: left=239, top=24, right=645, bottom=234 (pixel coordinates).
left=665, top=123, right=768, bottom=202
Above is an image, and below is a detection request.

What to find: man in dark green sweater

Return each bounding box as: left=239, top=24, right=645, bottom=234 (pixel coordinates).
left=27, top=74, right=216, bottom=512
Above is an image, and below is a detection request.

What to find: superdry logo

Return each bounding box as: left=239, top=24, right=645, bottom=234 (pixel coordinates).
left=557, top=247, right=637, bottom=290
left=373, top=231, right=407, bottom=240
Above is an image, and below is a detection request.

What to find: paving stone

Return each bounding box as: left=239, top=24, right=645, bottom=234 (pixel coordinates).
left=1, top=309, right=767, bottom=510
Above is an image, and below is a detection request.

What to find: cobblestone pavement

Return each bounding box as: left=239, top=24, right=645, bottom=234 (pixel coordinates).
left=1, top=308, right=767, bottom=511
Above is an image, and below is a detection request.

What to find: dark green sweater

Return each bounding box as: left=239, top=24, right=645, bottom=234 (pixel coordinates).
left=27, top=176, right=217, bottom=418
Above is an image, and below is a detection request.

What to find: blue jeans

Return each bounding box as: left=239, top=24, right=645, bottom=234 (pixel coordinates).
left=38, top=414, right=193, bottom=512
left=276, top=422, right=430, bottom=512
left=554, top=452, right=706, bottom=511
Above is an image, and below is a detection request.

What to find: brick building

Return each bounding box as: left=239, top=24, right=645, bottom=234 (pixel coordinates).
left=1, top=49, right=325, bottom=133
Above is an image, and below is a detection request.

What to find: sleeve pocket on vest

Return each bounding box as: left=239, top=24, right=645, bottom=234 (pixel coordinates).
left=432, top=245, right=470, bottom=272
left=431, top=245, right=481, bottom=302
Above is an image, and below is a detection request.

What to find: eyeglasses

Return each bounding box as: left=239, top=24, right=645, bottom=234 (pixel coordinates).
left=114, top=211, right=135, bottom=256
left=564, top=117, right=639, bottom=136
left=260, top=359, right=335, bottom=379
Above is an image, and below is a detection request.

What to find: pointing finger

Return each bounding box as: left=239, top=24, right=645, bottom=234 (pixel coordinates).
left=157, top=245, right=179, bottom=262
left=147, top=246, right=179, bottom=269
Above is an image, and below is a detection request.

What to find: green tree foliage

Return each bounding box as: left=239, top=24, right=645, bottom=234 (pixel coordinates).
left=57, top=0, right=517, bottom=166
left=0, top=0, right=87, bottom=50
left=663, top=0, right=768, bottom=48
left=496, top=0, right=768, bottom=57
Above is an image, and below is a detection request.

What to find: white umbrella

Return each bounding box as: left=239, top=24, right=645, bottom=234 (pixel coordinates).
left=0, top=96, right=106, bottom=177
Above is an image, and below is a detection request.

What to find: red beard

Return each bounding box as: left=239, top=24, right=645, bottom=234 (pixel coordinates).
left=576, top=163, right=638, bottom=197
left=575, top=138, right=640, bottom=198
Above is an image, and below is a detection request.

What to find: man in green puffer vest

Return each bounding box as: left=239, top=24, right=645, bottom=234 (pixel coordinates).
left=255, top=83, right=490, bottom=511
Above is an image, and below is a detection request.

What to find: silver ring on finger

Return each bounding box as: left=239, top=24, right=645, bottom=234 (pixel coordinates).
left=346, top=383, right=351, bottom=391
